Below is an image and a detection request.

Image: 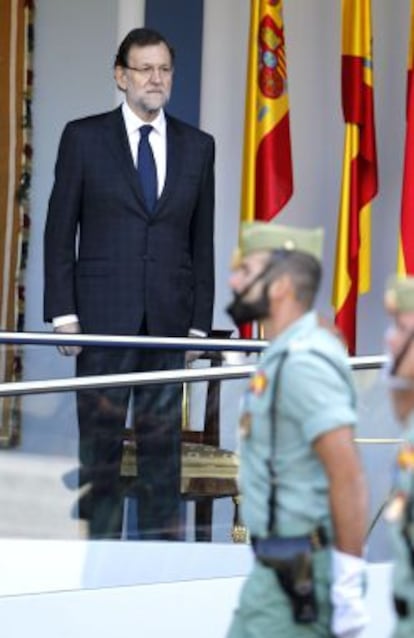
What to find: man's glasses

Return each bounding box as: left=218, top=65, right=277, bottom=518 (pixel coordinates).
left=124, top=65, right=173, bottom=80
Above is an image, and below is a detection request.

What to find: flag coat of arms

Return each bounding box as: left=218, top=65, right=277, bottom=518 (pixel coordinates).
left=239, top=0, right=293, bottom=338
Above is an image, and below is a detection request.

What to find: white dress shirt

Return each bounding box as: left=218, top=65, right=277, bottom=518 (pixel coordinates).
left=122, top=101, right=167, bottom=197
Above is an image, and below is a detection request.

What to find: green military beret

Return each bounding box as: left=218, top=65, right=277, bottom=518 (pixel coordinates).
left=232, top=221, right=324, bottom=268
left=385, top=275, right=414, bottom=313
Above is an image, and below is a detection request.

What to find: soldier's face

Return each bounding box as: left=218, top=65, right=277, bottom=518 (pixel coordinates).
left=115, top=43, right=173, bottom=121
left=229, top=252, right=270, bottom=296
left=386, top=312, right=414, bottom=421
left=227, top=252, right=273, bottom=325
left=386, top=312, right=414, bottom=379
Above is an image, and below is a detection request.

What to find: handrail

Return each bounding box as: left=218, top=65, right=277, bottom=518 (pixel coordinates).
left=0, top=330, right=387, bottom=396
left=0, top=330, right=265, bottom=352
left=349, top=354, right=387, bottom=369
left=0, top=365, right=256, bottom=397
left=0, top=330, right=388, bottom=367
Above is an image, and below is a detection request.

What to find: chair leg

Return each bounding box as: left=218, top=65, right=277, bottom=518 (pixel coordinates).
left=231, top=495, right=248, bottom=543
left=194, top=500, right=213, bottom=542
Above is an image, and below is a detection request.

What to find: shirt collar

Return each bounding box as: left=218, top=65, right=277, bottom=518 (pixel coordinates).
left=121, top=101, right=166, bottom=137
left=261, top=311, right=318, bottom=363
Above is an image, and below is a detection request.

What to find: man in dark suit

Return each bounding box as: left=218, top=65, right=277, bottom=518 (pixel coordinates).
left=44, top=28, right=215, bottom=540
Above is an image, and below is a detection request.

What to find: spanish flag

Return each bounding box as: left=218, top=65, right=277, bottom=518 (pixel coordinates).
left=239, top=0, right=293, bottom=338
left=397, top=0, right=414, bottom=275
left=332, top=0, right=378, bottom=354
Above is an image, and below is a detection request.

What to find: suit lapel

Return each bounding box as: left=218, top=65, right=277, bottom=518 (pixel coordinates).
left=102, top=107, right=148, bottom=217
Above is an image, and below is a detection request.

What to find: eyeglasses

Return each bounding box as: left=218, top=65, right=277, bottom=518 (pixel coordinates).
left=124, top=64, right=173, bottom=80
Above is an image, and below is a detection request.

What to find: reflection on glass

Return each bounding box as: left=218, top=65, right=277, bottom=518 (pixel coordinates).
left=0, top=343, right=246, bottom=544
left=353, top=366, right=401, bottom=562
left=0, top=347, right=400, bottom=596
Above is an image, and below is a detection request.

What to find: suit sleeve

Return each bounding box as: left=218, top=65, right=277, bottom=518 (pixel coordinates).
left=189, top=135, right=215, bottom=334
left=43, top=123, right=83, bottom=322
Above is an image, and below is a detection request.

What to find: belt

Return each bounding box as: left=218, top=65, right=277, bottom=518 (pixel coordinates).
left=251, top=526, right=329, bottom=551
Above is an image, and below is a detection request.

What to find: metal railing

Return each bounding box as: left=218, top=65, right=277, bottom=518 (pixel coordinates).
left=0, top=331, right=387, bottom=397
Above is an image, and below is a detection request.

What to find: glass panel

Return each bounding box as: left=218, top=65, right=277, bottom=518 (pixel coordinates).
left=0, top=342, right=253, bottom=597
left=0, top=342, right=398, bottom=598
left=0, top=344, right=78, bottom=539
left=353, top=366, right=400, bottom=563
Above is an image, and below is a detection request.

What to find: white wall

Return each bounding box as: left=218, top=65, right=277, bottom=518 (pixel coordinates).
left=0, top=555, right=396, bottom=638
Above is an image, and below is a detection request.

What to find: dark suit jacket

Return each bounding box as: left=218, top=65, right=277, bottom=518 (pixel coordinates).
left=44, top=107, right=215, bottom=337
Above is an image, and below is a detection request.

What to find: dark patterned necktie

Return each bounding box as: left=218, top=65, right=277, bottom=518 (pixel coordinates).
left=137, top=125, right=157, bottom=211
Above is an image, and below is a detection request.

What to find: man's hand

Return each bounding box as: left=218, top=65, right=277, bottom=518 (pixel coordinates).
left=185, top=350, right=204, bottom=365
left=185, top=329, right=207, bottom=366
left=331, top=549, right=369, bottom=638
left=54, top=322, right=82, bottom=356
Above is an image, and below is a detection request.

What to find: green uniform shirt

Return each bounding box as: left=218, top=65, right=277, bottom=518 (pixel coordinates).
left=238, top=311, right=357, bottom=538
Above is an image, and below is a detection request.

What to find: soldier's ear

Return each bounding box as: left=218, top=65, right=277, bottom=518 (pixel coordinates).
left=268, top=273, right=291, bottom=301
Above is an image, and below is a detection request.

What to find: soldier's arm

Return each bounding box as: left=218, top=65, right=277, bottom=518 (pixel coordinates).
left=313, top=425, right=368, bottom=556
left=314, top=425, right=369, bottom=637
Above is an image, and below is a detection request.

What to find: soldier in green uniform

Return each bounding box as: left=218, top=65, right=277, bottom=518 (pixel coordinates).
left=225, top=221, right=369, bottom=638
left=383, top=276, right=414, bottom=638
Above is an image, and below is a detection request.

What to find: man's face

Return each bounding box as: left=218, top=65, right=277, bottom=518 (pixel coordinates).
left=115, top=42, right=173, bottom=120
left=229, top=251, right=271, bottom=299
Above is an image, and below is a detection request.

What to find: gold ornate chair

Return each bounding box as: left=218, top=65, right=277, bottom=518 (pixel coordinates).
left=120, top=329, right=244, bottom=542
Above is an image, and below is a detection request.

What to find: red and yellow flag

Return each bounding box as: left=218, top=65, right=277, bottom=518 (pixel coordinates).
left=239, top=0, right=293, bottom=338
left=397, top=0, right=414, bottom=275
left=332, top=0, right=378, bottom=354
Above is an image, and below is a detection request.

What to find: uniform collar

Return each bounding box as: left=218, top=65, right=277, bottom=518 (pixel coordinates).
left=261, top=311, right=318, bottom=363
